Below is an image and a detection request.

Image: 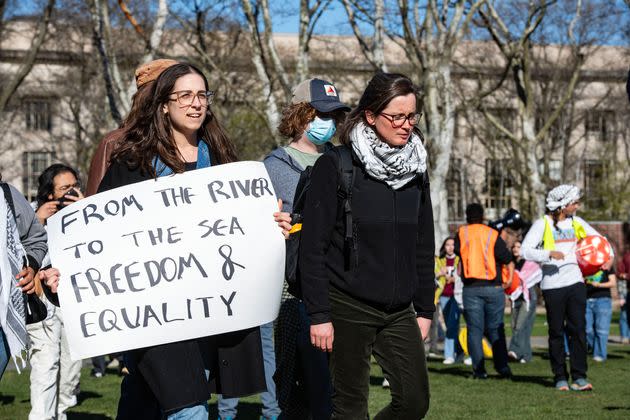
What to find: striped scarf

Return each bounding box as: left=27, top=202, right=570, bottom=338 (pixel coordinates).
left=350, top=122, right=427, bottom=190
left=0, top=195, right=28, bottom=372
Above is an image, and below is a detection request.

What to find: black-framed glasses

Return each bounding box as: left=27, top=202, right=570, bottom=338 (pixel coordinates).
left=169, top=90, right=214, bottom=107
left=379, top=112, right=422, bottom=128
left=55, top=182, right=80, bottom=194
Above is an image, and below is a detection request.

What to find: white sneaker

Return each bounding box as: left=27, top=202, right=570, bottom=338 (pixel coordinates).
left=382, top=378, right=390, bottom=388
left=464, top=357, right=472, bottom=366
left=107, top=358, right=120, bottom=369
left=508, top=351, right=518, bottom=361
left=593, top=356, right=604, bottom=362
left=443, top=357, right=455, bottom=365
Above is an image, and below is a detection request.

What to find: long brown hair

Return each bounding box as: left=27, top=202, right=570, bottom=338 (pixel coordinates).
left=111, top=63, right=237, bottom=176
left=338, top=72, right=422, bottom=146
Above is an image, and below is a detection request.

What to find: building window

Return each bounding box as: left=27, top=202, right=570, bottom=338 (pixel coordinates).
left=447, top=158, right=464, bottom=220
left=24, top=99, right=52, bottom=131
left=583, top=159, right=606, bottom=210
left=536, top=111, right=566, bottom=144
left=22, top=151, right=55, bottom=201
left=585, top=110, right=615, bottom=142
left=539, top=159, right=562, bottom=182
left=484, top=158, right=513, bottom=218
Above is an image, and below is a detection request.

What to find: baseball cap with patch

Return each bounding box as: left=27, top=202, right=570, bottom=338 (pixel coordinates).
left=291, top=78, right=351, bottom=113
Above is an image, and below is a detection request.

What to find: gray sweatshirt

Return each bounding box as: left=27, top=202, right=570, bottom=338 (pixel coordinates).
left=263, top=147, right=307, bottom=213
left=5, top=184, right=48, bottom=270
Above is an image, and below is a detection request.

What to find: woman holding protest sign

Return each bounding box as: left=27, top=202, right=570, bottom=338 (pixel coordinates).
left=88, top=63, right=291, bottom=419
left=299, top=72, right=435, bottom=419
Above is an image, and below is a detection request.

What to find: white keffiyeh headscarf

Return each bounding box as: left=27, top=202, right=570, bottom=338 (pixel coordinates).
left=0, top=195, right=28, bottom=373
left=546, top=184, right=581, bottom=211
left=350, top=122, right=427, bottom=190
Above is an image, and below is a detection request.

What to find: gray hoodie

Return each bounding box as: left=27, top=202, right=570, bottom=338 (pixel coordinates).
left=263, top=147, right=307, bottom=214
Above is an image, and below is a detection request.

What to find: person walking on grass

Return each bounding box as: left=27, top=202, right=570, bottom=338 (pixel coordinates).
left=584, top=268, right=616, bottom=362
left=435, top=236, right=463, bottom=365
left=455, top=203, right=513, bottom=380
left=521, top=184, right=612, bottom=391
left=300, top=72, right=435, bottom=419
left=27, top=164, right=84, bottom=420
left=507, top=240, right=542, bottom=364
left=262, top=78, right=349, bottom=419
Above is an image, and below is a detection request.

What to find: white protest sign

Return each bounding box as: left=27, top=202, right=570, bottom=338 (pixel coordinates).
left=47, top=161, right=285, bottom=360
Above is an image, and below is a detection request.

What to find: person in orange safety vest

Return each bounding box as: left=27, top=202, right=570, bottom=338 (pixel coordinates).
left=455, top=203, right=513, bottom=379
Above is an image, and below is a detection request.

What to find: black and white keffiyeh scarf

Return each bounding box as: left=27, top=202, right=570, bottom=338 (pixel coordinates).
left=0, top=196, right=28, bottom=372
left=350, top=122, right=427, bottom=190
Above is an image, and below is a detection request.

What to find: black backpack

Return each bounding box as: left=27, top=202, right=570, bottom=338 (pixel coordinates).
left=284, top=146, right=355, bottom=298
left=1, top=182, right=48, bottom=324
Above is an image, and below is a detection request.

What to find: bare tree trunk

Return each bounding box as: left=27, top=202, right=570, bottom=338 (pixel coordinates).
left=0, top=0, right=56, bottom=113
left=89, top=0, right=168, bottom=125
left=341, top=0, right=388, bottom=72
left=124, top=0, right=168, bottom=100
left=395, top=0, right=486, bottom=248
left=240, top=0, right=328, bottom=139
left=240, top=0, right=281, bottom=138
left=89, top=0, right=124, bottom=124
left=478, top=0, right=585, bottom=217
left=296, top=0, right=311, bottom=81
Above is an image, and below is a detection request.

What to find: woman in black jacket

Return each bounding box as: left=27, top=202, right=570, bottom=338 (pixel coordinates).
left=54, top=63, right=290, bottom=419
left=299, top=72, right=435, bottom=419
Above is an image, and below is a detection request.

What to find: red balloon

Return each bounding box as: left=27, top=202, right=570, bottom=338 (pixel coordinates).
left=576, top=235, right=612, bottom=276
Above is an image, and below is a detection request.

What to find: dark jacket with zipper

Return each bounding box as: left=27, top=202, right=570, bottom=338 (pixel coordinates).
left=98, top=160, right=266, bottom=415
left=298, top=146, right=436, bottom=325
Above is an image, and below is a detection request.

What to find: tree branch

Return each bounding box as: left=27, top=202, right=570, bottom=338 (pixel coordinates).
left=0, top=0, right=56, bottom=113
left=117, top=0, right=145, bottom=38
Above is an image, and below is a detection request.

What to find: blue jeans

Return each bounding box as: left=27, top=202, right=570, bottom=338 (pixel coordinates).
left=508, top=286, right=538, bottom=361
left=167, top=403, right=208, bottom=420
left=463, top=286, right=510, bottom=376
left=586, top=297, right=612, bottom=360
left=0, top=327, right=10, bottom=379
left=439, top=296, right=461, bottom=360
left=218, top=322, right=280, bottom=419
left=620, top=299, right=629, bottom=339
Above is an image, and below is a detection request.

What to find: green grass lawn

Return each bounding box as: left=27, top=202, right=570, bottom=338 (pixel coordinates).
left=1, top=344, right=629, bottom=419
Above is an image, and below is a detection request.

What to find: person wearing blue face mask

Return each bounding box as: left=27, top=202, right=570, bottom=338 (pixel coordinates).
left=249, top=78, right=349, bottom=420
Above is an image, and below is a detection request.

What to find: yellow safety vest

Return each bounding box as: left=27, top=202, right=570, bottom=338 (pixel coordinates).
left=542, top=216, right=586, bottom=250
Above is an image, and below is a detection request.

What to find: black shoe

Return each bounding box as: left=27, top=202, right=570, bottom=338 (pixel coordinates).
left=497, top=368, right=513, bottom=379
left=472, top=372, right=488, bottom=380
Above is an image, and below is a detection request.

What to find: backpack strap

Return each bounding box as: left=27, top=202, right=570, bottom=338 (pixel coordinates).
left=1, top=182, right=17, bottom=220
left=331, top=146, right=356, bottom=270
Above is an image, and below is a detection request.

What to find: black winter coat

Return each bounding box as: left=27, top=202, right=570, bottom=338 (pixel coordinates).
left=98, top=160, right=266, bottom=413
left=299, top=146, right=436, bottom=325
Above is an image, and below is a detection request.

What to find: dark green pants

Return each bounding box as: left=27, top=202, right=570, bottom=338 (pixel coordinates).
left=329, top=287, right=430, bottom=420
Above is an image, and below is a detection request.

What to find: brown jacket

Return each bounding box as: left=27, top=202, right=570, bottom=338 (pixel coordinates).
left=85, top=128, right=124, bottom=196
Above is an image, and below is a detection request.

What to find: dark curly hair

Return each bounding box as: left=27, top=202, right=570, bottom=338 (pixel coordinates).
left=278, top=102, right=318, bottom=140
left=278, top=102, right=348, bottom=142
left=36, top=164, right=80, bottom=208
